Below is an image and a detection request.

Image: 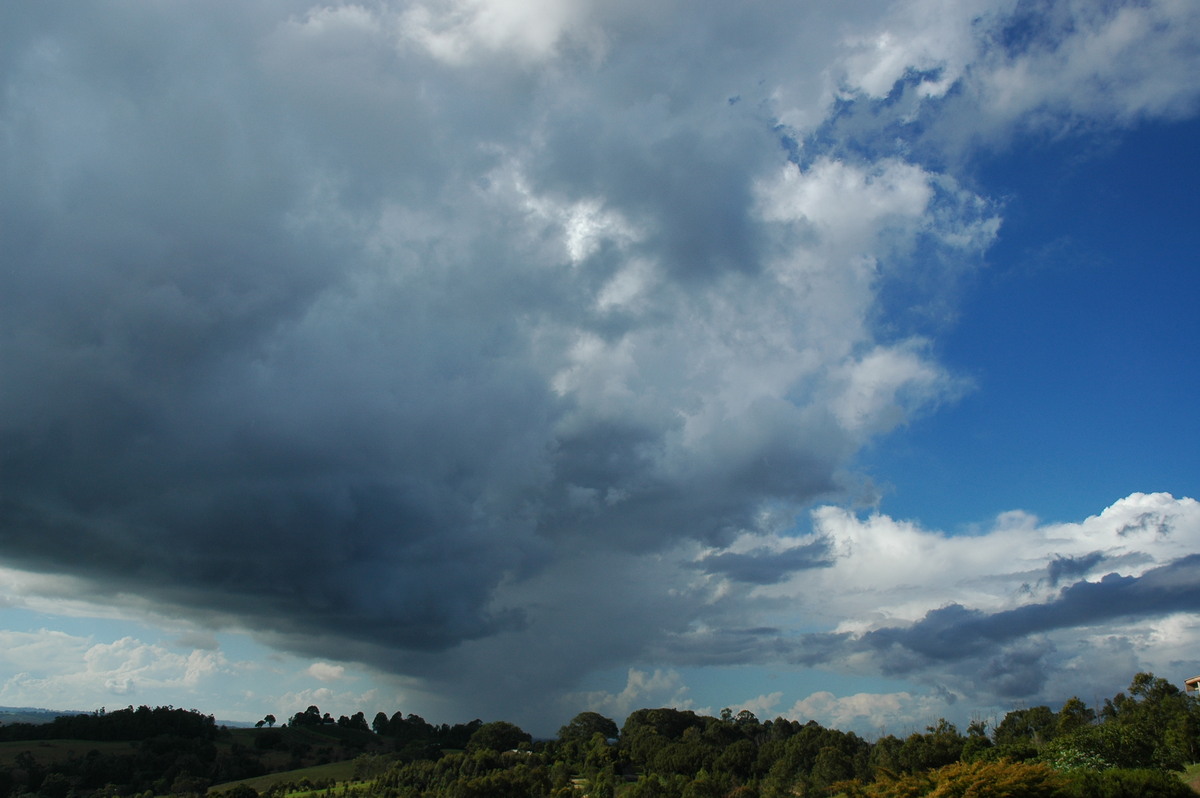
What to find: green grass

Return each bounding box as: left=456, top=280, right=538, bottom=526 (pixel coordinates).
left=0, top=739, right=135, bottom=766
left=1182, top=762, right=1200, bottom=793
left=208, top=758, right=363, bottom=794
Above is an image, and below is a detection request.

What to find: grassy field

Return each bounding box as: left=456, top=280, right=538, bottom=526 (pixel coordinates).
left=0, top=722, right=391, bottom=797
left=1183, top=762, right=1200, bottom=793
left=0, top=739, right=135, bottom=766
left=207, top=759, right=364, bottom=795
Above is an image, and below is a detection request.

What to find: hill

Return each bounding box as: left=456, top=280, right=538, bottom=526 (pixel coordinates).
left=0, top=708, right=89, bottom=726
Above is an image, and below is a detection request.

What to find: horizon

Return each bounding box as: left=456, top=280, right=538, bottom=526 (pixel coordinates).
left=1, top=0, right=1198, bottom=739
left=2, top=668, right=1186, bottom=741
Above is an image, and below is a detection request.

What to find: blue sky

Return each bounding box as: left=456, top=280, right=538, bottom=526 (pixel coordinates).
left=1, top=0, right=1198, bottom=738
left=862, top=116, right=1200, bottom=532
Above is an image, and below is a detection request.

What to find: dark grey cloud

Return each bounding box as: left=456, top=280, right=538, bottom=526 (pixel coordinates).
left=862, top=555, right=1200, bottom=667
left=0, top=2, right=533, bottom=656
left=1046, top=551, right=1106, bottom=587
left=2, top=1, right=927, bottom=714
left=3, top=0, right=1189, bottom=729
left=699, top=539, right=834, bottom=584
left=978, top=642, right=1053, bottom=699
left=727, top=554, right=1200, bottom=704
left=1115, top=511, right=1175, bottom=539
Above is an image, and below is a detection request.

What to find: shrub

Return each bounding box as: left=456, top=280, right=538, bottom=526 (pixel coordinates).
left=1039, top=723, right=1153, bottom=771
left=1063, top=768, right=1196, bottom=798
left=857, top=760, right=1070, bottom=798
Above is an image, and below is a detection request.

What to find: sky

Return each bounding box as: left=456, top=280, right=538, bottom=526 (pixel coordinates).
left=0, top=0, right=1198, bottom=738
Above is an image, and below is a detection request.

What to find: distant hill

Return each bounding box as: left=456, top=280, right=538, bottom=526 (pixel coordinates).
left=0, top=706, right=255, bottom=729
left=0, top=707, right=89, bottom=725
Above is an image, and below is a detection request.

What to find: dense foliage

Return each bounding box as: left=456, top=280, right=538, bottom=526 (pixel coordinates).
left=0, top=672, right=1196, bottom=798
left=0, top=706, right=217, bottom=743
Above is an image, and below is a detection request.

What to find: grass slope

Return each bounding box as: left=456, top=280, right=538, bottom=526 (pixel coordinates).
left=208, top=759, right=363, bottom=794
left=1183, top=762, right=1200, bottom=794
left=0, top=739, right=136, bottom=766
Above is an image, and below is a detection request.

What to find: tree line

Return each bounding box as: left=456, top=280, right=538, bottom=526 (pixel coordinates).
left=0, top=672, right=1197, bottom=798
left=329, top=672, right=1200, bottom=798
left=0, top=706, right=217, bottom=744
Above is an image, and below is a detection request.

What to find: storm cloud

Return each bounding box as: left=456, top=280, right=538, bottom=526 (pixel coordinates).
left=698, top=539, right=834, bottom=585
left=2, top=0, right=1199, bottom=731
left=857, top=554, right=1200, bottom=667
left=0, top=2, right=967, bottom=658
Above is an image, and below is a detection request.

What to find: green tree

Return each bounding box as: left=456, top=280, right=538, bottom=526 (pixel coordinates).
left=627, top=773, right=685, bottom=798
left=734, top=709, right=759, bottom=729
left=558, top=711, right=619, bottom=742
left=1098, top=672, right=1200, bottom=769
left=466, top=720, right=532, bottom=752
left=290, top=706, right=322, bottom=727
left=682, top=769, right=727, bottom=798
left=651, top=727, right=714, bottom=777
left=811, top=744, right=857, bottom=792
left=1065, top=767, right=1197, bottom=798
left=621, top=708, right=707, bottom=773
left=713, top=739, right=755, bottom=781
left=584, top=733, right=619, bottom=777
left=1040, top=721, right=1150, bottom=771
left=961, top=718, right=993, bottom=761
left=213, top=786, right=259, bottom=798
left=622, top=708, right=706, bottom=741
left=1055, top=697, right=1093, bottom=737
left=895, top=719, right=965, bottom=773
left=994, top=705, right=1058, bottom=748
left=589, top=766, right=617, bottom=798
left=37, top=773, right=73, bottom=798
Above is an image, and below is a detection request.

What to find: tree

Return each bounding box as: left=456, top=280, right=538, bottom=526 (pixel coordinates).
left=1056, top=697, right=1093, bottom=737
left=290, top=706, right=322, bottom=727
left=38, top=773, right=73, bottom=798
left=214, top=786, right=259, bottom=798
left=558, top=711, right=619, bottom=742
left=895, top=719, right=965, bottom=773
left=589, top=766, right=617, bottom=798
left=1067, top=768, right=1197, bottom=798
left=811, top=745, right=857, bottom=792
left=466, top=721, right=532, bottom=752
left=622, top=708, right=706, bottom=742
left=734, top=710, right=759, bottom=729
left=1040, top=721, right=1151, bottom=771
left=994, top=705, right=1057, bottom=748
left=713, top=739, right=755, bottom=781
left=961, top=718, right=993, bottom=761
left=263, top=714, right=276, bottom=728
left=1098, top=672, right=1200, bottom=768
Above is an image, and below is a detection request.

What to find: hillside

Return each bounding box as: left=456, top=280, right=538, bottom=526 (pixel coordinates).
left=0, top=709, right=88, bottom=727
